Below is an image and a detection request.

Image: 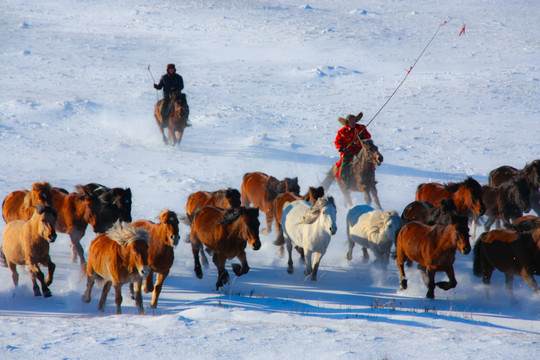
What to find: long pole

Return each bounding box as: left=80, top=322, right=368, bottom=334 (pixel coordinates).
left=148, top=65, right=159, bottom=101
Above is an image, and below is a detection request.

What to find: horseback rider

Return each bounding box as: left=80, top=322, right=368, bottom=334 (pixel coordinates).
left=334, top=112, right=371, bottom=185
left=153, top=63, right=184, bottom=120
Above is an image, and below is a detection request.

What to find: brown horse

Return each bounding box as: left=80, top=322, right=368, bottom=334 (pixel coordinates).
left=401, top=199, right=457, bottom=225
left=481, top=177, right=531, bottom=232
left=1, top=205, right=57, bottom=297
left=131, top=210, right=179, bottom=308
left=154, top=91, right=190, bottom=146
left=272, top=186, right=325, bottom=247
left=51, top=184, right=114, bottom=264
left=473, top=228, right=540, bottom=302
left=82, top=183, right=133, bottom=224
left=322, top=139, right=383, bottom=209
left=241, top=172, right=300, bottom=234
left=2, top=181, right=54, bottom=222
left=396, top=214, right=471, bottom=298
left=190, top=206, right=261, bottom=290
left=82, top=222, right=151, bottom=314
left=489, top=160, right=540, bottom=215
left=185, top=188, right=241, bottom=223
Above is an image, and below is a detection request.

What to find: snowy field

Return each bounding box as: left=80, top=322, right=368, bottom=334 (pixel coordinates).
left=1, top=0, right=540, bottom=359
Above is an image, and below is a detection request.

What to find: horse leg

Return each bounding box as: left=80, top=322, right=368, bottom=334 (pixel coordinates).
left=295, top=245, right=305, bottom=264
left=98, top=281, right=112, bottom=312
left=310, top=252, right=323, bottom=281
left=113, top=283, right=124, bottom=314
left=29, top=263, right=51, bottom=297
left=191, top=236, right=203, bottom=279
left=481, top=264, right=494, bottom=300
left=418, top=265, right=430, bottom=286
left=363, top=190, right=373, bottom=208
left=150, top=270, right=169, bottom=309
left=158, top=125, right=168, bottom=145
left=370, top=187, right=383, bottom=210
left=132, top=280, right=145, bottom=314
left=44, top=256, right=55, bottom=286
left=425, top=269, right=437, bottom=299
left=396, top=244, right=408, bottom=290
left=231, top=250, right=250, bottom=277
left=82, top=272, right=95, bottom=303
left=435, top=266, right=458, bottom=291
left=286, top=238, right=294, bottom=274
left=142, top=269, right=155, bottom=294
left=69, top=231, right=86, bottom=265
left=483, top=217, right=495, bottom=232
left=168, top=128, right=177, bottom=147
left=175, top=130, right=184, bottom=147
left=7, top=261, right=19, bottom=287
left=361, top=247, right=370, bottom=264
left=345, top=236, right=355, bottom=261
left=303, top=250, right=313, bottom=277
left=215, top=254, right=229, bottom=290
left=504, top=273, right=517, bottom=304
left=519, top=267, right=540, bottom=295
left=273, top=224, right=285, bottom=246
left=262, top=212, right=274, bottom=235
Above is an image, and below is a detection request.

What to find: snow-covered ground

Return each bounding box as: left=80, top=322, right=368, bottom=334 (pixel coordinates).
left=1, top=1, right=539, bottom=358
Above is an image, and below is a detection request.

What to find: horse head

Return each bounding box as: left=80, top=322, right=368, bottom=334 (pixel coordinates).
left=302, top=196, right=337, bottom=235
left=524, top=160, right=540, bottom=188
left=97, top=187, right=133, bottom=223
left=449, top=177, right=485, bottom=217
left=224, top=188, right=242, bottom=209
left=108, top=222, right=151, bottom=277
left=158, top=209, right=180, bottom=246
left=283, top=177, right=301, bottom=196
left=242, top=207, right=261, bottom=251
left=305, top=186, right=325, bottom=204
left=450, top=214, right=471, bottom=255
left=34, top=205, right=57, bottom=243
left=26, top=181, right=54, bottom=208
left=508, top=177, right=532, bottom=214
left=362, top=139, right=384, bottom=166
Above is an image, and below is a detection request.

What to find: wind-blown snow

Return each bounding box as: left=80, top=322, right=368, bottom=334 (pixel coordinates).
left=1, top=0, right=539, bottom=359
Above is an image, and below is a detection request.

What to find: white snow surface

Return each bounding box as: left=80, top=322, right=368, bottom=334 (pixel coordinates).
left=1, top=0, right=540, bottom=359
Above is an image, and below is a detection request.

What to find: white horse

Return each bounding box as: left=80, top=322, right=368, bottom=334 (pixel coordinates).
left=346, top=204, right=402, bottom=269
left=282, top=196, right=337, bottom=281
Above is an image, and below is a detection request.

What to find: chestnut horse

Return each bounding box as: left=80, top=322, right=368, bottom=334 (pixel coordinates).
left=473, top=228, right=540, bottom=302
left=241, top=171, right=300, bottom=234
left=82, top=222, right=151, bottom=314
left=1, top=205, right=57, bottom=297
left=401, top=199, right=457, bottom=225
left=190, top=206, right=261, bottom=290
left=489, top=160, right=540, bottom=215
left=131, top=210, right=180, bottom=308
left=396, top=214, right=471, bottom=299
left=322, top=139, right=383, bottom=209
left=481, top=177, right=531, bottom=232
left=272, top=186, right=325, bottom=247
left=2, top=181, right=54, bottom=222
left=154, top=91, right=190, bottom=146
left=185, top=188, right=241, bottom=223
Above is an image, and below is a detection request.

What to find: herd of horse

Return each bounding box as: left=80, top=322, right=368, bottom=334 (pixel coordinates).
left=1, top=148, right=540, bottom=313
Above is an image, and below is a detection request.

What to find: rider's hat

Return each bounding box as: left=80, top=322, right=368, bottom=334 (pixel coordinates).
left=338, top=112, right=363, bottom=126
left=167, top=63, right=176, bottom=71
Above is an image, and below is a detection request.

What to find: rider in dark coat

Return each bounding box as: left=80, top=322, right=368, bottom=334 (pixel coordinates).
left=154, top=64, right=184, bottom=120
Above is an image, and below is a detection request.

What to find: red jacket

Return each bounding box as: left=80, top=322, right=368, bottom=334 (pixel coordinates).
left=334, top=124, right=371, bottom=178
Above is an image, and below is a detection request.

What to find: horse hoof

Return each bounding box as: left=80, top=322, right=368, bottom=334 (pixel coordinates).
left=43, top=291, right=52, bottom=298
left=287, top=267, right=293, bottom=274
left=426, top=292, right=435, bottom=299
left=400, top=279, right=408, bottom=290
left=231, top=263, right=242, bottom=276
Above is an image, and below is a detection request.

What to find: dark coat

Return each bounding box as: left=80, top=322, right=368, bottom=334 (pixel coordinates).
left=154, top=73, right=184, bottom=98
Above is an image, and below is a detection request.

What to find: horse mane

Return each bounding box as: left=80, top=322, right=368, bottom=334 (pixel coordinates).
left=522, top=160, right=540, bottom=188
left=301, top=196, right=335, bottom=225
left=263, top=176, right=284, bottom=201
left=34, top=204, right=58, bottom=219
left=444, top=177, right=482, bottom=196
left=107, top=221, right=149, bottom=246
left=158, top=209, right=178, bottom=224
left=218, top=208, right=243, bottom=225
left=224, top=188, right=241, bottom=200
left=23, top=181, right=52, bottom=209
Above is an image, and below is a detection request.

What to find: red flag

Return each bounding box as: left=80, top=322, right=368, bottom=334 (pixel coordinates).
left=459, top=24, right=466, bottom=36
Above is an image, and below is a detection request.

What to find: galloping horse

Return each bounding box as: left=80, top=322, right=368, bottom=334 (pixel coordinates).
left=416, top=177, right=485, bottom=239
left=272, top=186, right=325, bottom=247
left=131, top=210, right=180, bottom=308
left=282, top=196, right=337, bottom=281
left=322, top=139, right=383, bottom=209
left=396, top=214, right=471, bottom=299
left=82, top=222, right=151, bottom=314
left=241, top=171, right=300, bottom=234
left=401, top=199, right=457, bottom=225
left=1, top=205, right=57, bottom=297
left=489, top=160, right=540, bottom=215
left=2, top=181, right=53, bottom=222
left=481, top=177, right=531, bottom=232
left=473, top=228, right=540, bottom=302
left=190, top=206, right=261, bottom=290
left=154, top=91, right=190, bottom=146
left=82, top=183, right=133, bottom=224
left=345, top=205, right=402, bottom=269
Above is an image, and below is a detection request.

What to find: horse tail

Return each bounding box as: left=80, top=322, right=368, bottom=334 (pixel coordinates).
left=179, top=214, right=192, bottom=227
left=472, top=232, right=487, bottom=277
left=321, top=167, right=335, bottom=191
left=0, top=247, right=7, bottom=267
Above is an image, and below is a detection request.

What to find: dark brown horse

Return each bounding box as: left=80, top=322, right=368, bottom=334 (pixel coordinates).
left=401, top=199, right=457, bottom=225
left=82, top=183, right=133, bottom=224
left=481, top=177, right=531, bottom=232
left=190, top=206, right=261, bottom=290
left=2, top=181, right=54, bottom=222
left=272, top=186, right=325, bottom=247
left=154, top=91, right=190, bottom=146
left=489, top=160, right=540, bottom=215
left=241, top=172, right=300, bottom=234
left=82, top=222, right=151, bottom=314
left=396, top=214, right=471, bottom=298
left=322, top=139, right=383, bottom=209
left=1, top=205, right=57, bottom=297
left=131, top=210, right=179, bottom=308
left=185, top=188, right=241, bottom=223
left=473, top=228, right=540, bottom=302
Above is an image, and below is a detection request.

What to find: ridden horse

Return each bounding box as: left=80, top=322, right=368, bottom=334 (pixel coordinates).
left=185, top=188, right=241, bottom=223
left=131, top=210, right=180, bottom=308
left=322, top=139, right=383, bottom=209
left=0, top=205, right=57, bottom=297
left=272, top=186, right=325, bottom=248
left=401, top=199, right=457, bottom=225
left=154, top=91, right=190, bottom=146
left=82, top=183, right=133, bottom=224
left=51, top=184, right=115, bottom=264
left=82, top=222, right=151, bottom=314
left=489, top=160, right=540, bottom=215
left=241, top=171, right=300, bottom=234
left=282, top=196, right=337, bottom=281
left=396, top=214, right=471, bottom=299
left=190, top=206, right=261, bottom=290
left=481, top=177, right=531, bottom=232
left=345, top=205, right=402, bottom=269
left=2, top=181, right=54, bottom=222
left=473, top=228, right=540, bottom=302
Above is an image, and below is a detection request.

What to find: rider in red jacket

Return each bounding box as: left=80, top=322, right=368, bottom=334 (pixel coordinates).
left=334, top=112, right=371, bottom=181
